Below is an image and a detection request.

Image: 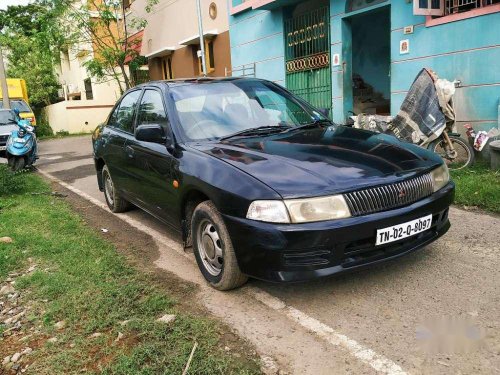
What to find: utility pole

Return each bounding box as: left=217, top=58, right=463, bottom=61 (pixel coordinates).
left=196, top=0, right=207, bottom=77
left=0, top=47, right=10, bottom=109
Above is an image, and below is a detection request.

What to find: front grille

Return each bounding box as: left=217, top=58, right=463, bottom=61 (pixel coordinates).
left=0, top=135, right=8, bottom=144
left=344, top=173, right=434, bottom=216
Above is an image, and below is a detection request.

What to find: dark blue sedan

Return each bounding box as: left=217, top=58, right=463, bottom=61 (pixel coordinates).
left=92, top=78, right=454, bottom=290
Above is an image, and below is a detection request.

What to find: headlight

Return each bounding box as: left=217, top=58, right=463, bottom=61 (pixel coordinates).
left=430, top=163, right=450, bottom=192
left=246, top=195, right=351, bottom=224
left=284, top=194, right=351, bottom=223
left=247, top=200, right=290, bottom=223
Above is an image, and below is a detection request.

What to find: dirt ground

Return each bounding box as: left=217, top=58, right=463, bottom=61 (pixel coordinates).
left=32, top=136, right=500, bottom=374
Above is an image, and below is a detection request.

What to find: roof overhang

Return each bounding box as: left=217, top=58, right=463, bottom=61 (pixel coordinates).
left=145, top=46, right=176, bottom=59
left=178, top=30, right=218, bottom=46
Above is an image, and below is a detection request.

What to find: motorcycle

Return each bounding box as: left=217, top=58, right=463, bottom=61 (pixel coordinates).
left=348, top=69, right=474, bottom=170
left=6, top=109, right=38, bottom=172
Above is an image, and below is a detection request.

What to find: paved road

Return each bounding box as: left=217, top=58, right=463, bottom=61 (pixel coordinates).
left=36, top=136, right=500, bottom=374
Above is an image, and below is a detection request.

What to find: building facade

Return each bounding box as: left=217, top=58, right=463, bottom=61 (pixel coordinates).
left=228, top=0, right=500, bottom=134
left=128, top=0, right=232, bottom=80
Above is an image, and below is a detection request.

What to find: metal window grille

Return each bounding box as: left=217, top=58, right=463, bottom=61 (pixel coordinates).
left=445, top=0, right=499, bottom=15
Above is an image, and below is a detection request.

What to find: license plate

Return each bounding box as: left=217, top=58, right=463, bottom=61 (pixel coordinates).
left=376, top=214, right=432, bottom=246
left=0, top=146, right=6, bottom=151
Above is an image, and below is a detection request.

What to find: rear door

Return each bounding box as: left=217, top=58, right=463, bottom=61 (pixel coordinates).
left=125, top=88, right=179, bottom=226
left=103, top=89, right=142, bottom=196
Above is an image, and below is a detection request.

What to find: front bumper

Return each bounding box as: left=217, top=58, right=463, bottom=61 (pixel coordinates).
left=223, top=182, right=454, bottom=282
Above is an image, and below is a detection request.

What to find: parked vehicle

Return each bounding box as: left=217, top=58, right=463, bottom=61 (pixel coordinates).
left=0, top=79, right=36, bottom=126
left=5, top=109, right=38, bottom=171
left=350, top=69, right=474, bottom=170
left=0, top=109, right=18, bottom=157
left=349, top=113, right=474, bottom=170
left=92, top=78, right=454, bottom=290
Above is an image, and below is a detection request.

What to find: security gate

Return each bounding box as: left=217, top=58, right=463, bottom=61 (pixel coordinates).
left=285, top=7, right=332, bottom=114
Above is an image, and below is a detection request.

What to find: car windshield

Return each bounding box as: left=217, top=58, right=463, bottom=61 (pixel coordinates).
left=0, top=99, right=31, bottom=113
left=0, top=110, right=15, bottom=126
left=169, top=80, right=329, bottom=141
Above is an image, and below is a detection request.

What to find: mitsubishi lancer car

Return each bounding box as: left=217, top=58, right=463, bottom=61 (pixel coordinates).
left=92, top=78, right=454, bottom=290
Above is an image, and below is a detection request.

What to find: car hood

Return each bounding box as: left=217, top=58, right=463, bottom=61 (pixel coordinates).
left=0, top=124, right=17, bottom=137
left=191, top=126, right=443, bottom=198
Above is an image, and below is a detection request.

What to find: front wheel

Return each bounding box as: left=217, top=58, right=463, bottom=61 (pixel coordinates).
left=8, top=156, right=25, bottom=172
left=102, top=165, right=131, bottom=213
left=192, top=201, right=248, bottom=291
left=428, top=136, right=475, bottom=170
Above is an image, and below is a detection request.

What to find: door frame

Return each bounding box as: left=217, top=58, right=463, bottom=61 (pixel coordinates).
left=340, top=1, right=391, bottom=121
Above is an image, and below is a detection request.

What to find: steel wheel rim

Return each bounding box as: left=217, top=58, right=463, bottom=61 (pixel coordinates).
left=197, top=219, right=223, bottom=276
left=104, top=172, right=114, bottom=205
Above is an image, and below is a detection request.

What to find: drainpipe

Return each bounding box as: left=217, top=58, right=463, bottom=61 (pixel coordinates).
left=196, top=0, right=207, bottom=77
left=0, top=47, right=10, bottom=109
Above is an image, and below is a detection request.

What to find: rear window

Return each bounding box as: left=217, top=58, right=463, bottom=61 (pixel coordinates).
left=0, top=99, right=31, bottom=113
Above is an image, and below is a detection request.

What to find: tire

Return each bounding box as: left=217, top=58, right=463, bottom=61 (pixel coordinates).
left=428, top=136, right=475, bottom=170
left=102, top=165, right=131, bottom=213
left=8, top=156, right=25, bottom=172
left=192, top=201, right=248, bottom=291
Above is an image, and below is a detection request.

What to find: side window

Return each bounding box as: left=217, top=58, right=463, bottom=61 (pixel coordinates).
left=137, top=90, right=169, bottom=128
left=110, top=90, right=141, bottom=133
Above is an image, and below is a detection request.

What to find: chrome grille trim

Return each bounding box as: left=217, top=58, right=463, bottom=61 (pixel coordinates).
left=344, top=173, right=434, bottom=216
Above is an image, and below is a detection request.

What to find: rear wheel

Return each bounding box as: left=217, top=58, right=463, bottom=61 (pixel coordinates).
left=192, top=201, right=248, bottom=291
left=428, top=136, right=474, bottom=170
left=8, top=156, right=25, bottom=172
left=102, top=165, right=131, bottom=213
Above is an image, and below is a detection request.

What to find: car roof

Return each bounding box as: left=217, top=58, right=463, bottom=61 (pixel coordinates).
left=135, top=76, right=265, bottom=89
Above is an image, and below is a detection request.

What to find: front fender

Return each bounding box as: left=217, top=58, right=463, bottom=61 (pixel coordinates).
left=6, top=131, right=35, bottom=156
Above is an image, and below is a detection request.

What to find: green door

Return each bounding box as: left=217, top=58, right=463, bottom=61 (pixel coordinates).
left=285, top=6, right=332, bottom=114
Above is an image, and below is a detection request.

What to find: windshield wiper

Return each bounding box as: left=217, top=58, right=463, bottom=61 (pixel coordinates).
left=220, top=125, right=291, bottom=141
left=283, top=118, right=332, bottom=133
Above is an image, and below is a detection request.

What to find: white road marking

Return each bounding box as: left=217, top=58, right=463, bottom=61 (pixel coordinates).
left=249, top=287, right=407, bottom=375
left=38, top=168, right=409, bottom=375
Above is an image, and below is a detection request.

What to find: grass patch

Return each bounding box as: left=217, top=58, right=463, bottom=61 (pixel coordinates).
left=451, top=162, right=500, bottom=214
left=0, top=164, right=31, bottom=196
left=0, top=172, right=260, bottom=374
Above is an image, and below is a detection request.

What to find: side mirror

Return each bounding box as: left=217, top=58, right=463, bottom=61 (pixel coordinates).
left=135, top=124, right=166, bottom=144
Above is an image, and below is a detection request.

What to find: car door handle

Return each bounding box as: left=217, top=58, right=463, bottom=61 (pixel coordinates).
left=125, top=145, right=135, bottom=158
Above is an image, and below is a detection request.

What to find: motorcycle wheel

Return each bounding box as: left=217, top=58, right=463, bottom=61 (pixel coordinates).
left=8, top=156, right=26, bottom=172
left=428, top=136, right=475, bottom=170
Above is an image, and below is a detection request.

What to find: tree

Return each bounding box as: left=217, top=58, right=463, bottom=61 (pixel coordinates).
left=0, top=4, right=65, bottom=107
left=45, top=0, right=157, bottom=93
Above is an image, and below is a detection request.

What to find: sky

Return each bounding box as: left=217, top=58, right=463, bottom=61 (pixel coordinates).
left=0, top=0, right=32, bottom=10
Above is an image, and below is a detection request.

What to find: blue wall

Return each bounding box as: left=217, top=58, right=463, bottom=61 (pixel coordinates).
left=229, top=8, right=286, bottom=84
left=229, top=0, right=500, bottom=131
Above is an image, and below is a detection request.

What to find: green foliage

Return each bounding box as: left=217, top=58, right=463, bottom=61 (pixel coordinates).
left=0, top=175, right=261, bottom=374
left=451, top=162, right=500, bottom=213
left=0, top=164, right=27, bottom=196
left=61, top=0, right=159, bottom=91
left=0, top=3, right=66, bottom=108
left=34, top=109, right=54, bottom=137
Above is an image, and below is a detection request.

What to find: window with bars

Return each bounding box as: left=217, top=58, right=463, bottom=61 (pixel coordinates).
left=445, top=0, right=499, bottom=15
left=414, top=0, right=499, bottom=15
